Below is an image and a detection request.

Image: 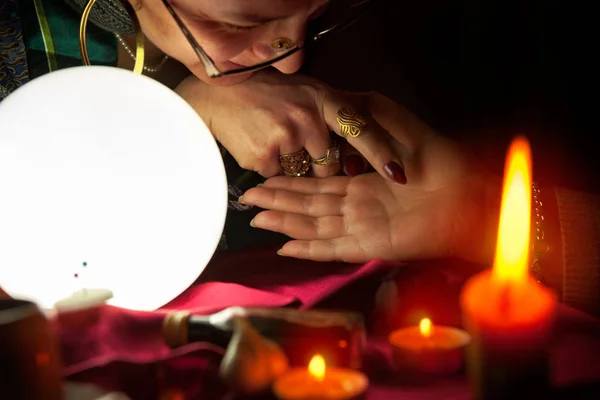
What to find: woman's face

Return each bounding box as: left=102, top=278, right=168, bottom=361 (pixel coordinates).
left=131, top=0, right=328, bottom=85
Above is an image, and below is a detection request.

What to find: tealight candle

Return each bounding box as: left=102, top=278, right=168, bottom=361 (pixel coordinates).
left=460, top=137, right=557, bottom=400
left=388, top=317, right=471, bottom=374
left=273, top=354, right=368, bottom=400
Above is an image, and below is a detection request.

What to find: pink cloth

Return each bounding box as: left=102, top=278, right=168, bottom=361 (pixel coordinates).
left=54, top=250, right=600, bottom=400
left=57, top=248, right=394, bottom=391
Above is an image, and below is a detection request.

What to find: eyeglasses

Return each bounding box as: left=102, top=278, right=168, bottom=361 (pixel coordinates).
left=161, top=0, right=372, bottom=78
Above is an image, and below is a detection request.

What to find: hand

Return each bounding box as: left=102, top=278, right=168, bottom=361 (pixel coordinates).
left=175, top=70, right=406, bottom=183
left=240, top=93, right=502, bottom=265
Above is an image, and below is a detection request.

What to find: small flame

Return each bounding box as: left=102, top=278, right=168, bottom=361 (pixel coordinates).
left=492, top=136, right=532, bottom=285
left=419, top=318, right=432, bottom=337
left=308, top=354, right=326, bottom=381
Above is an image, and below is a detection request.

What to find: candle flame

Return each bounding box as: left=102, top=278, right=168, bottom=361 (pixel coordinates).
left=492, top=137, right=532, bottom=285
left=308, top=354, right=326, bottom=381
left=419, top=318, right=432, bottom=337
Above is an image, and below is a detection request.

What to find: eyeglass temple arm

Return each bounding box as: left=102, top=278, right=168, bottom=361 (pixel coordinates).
left=160, top=0, right=221, bottom=77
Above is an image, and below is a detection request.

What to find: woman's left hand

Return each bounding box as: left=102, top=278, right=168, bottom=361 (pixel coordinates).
left=239, top=93, right=501, bottom=265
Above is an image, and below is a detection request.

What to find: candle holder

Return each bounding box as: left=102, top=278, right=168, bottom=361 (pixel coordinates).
left=388, top=318, right=471, bottom=377
left=461, top=271, right=557, bottom=400
left=0, top=299, right=63, bottom=399
left=272, top=354, right=368, bottom=400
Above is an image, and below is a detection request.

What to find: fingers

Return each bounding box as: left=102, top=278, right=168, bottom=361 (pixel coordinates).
left=277, top=133, right=309, bottom=178
left=303, top=134, right=342, bottom=178
left=277, top=238, right=367, bottom=263
left=277, top=123, right=340, bottom=179
left=322, top=92, right=407, bottom=184
left=241, top=187, right=343, bottom=217
left=365, top=92, right=432, bottom=151
left=340, top=141, right=369, bottom=176
left=260, top=175, right=350, bottom=196
left=250, top=211, right=346, bottom=240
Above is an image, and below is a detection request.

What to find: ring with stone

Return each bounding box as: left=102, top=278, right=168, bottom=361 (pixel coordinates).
left=279, top=148, right=311, bottom=176
left=311, top=140, right=341, bottom=166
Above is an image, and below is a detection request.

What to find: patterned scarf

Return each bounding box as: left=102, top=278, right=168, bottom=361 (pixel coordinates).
left=62, top=0, right=134, bottom=35
left=1, top=0, right=119, bottom=101
left=0, top=0, right=29, bottom=100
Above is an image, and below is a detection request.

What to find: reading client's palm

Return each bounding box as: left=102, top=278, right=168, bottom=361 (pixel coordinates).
left=242, top=93, right=500, bottom=264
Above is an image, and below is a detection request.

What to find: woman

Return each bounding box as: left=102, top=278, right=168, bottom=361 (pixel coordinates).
left=2, top=0, right=404, bottom=181
left=239, top=91, right=600, bottom=318
left=0, top=0, right=406, bottom=249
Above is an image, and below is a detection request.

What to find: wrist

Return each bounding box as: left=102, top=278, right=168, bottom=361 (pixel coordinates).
left=175, top=76, right=215, bottom=130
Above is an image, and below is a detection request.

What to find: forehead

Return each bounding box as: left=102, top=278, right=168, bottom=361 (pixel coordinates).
left=193, top=0, right=320, bottom=20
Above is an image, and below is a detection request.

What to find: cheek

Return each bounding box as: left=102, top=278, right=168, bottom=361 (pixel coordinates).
left=197, top=31, right=258, bottom=62
left=136, top=9, right=199, bottom=65
left=138, top=7, right=254, bottom=65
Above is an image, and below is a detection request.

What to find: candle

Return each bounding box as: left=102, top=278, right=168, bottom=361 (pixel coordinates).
left=53, top=288, right=113, bottom=313
left=460, top=137, right=557, bottom=400
left=273, top=354, right=368, bottom=400
left=388, top=317, right=471, bottom=375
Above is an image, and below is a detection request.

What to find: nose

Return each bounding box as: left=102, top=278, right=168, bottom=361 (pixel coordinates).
left=252, top=18, right=306, bottom=74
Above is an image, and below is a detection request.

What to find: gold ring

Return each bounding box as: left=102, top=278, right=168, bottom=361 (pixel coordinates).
left=311, top=141, right=340, bottom=166
left=271, top=38, right=294, bottom=52
left=279, top=149, right=311, bottom=176
left=336, top=107, right=367, bottom=138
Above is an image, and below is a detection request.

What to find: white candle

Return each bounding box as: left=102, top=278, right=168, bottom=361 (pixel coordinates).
left=53, top=288, right=113, bottom=313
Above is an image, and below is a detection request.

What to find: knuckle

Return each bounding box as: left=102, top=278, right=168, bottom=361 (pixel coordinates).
left=270, top=122, right=295, bottom=144
left=237, top=157, right=255, bottom=171
left=302, top=194, right=315, bottom=215
left=256, top=146, right=278, bottom=169
left=286, top=103, right=315, bottom=127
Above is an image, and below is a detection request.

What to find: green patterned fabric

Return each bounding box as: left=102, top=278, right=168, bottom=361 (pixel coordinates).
left=1, top=0, right=116, bottom=100
left=0, top=0, right=28, bottom=100
left=19, top=0, right=117, bottom=79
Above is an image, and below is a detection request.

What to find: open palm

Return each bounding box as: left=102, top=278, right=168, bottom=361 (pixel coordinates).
left=241, top=94, right=501, bottom=264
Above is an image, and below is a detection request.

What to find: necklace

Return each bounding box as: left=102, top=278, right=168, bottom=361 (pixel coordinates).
left=115, top=33, right=169, bottom=73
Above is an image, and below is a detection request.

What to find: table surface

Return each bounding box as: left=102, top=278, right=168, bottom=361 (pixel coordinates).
left=48, top=246, right=600, bottom=399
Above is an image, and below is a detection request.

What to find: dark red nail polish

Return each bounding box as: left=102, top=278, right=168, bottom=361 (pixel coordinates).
left=344, top=154, right=366, bottom=176
left=384, top=161, right=407, bottom=184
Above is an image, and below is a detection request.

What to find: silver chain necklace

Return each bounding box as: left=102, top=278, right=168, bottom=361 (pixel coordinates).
left=115, top=33, right=169, bottom=73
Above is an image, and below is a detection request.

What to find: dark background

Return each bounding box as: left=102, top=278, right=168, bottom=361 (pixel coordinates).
left=302, top=0, right=599, bottom=193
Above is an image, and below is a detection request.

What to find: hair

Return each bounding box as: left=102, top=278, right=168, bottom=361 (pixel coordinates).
left=63, top=0, right=135, bottom=35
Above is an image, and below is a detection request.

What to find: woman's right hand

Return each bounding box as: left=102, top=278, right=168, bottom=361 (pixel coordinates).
left=239, top=92, right=503, bottom=266
left=175, top=69, right=407, bottom=183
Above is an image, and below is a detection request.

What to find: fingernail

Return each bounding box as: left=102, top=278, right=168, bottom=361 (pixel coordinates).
left=256, top=183, right=263, bottom=187
left=344, top=154, right=366, bottom=176
left=384, top=161, right=407, bottom=184
left=276, top=249, right=283, bottom=256
left=238, top=196, right=245, bottom=204
left=249, top=218, right=256, bottom=227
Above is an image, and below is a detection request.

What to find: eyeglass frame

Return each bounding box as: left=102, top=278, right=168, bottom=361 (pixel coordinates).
left=160, top=0, right=372, bottom=78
